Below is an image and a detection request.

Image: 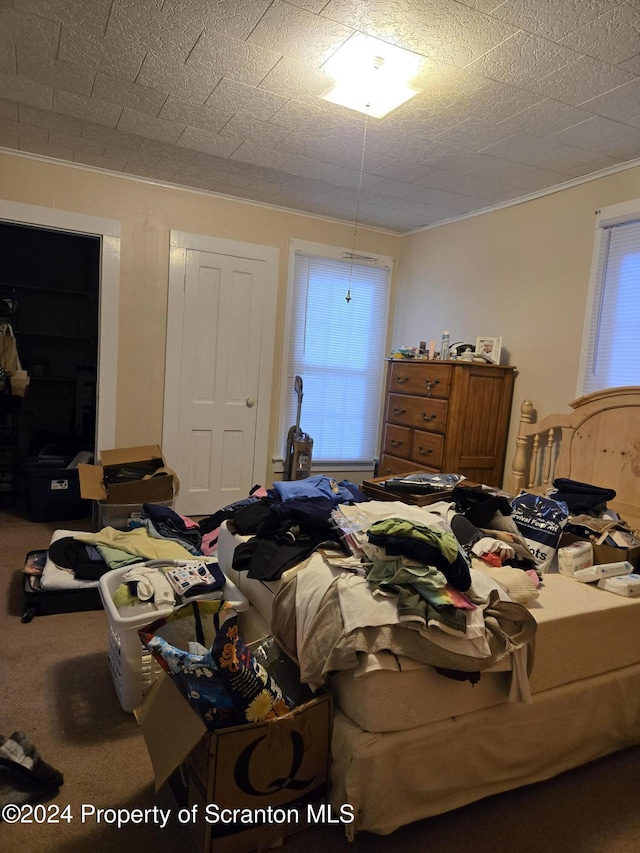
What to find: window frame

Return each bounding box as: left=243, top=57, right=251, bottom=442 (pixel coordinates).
left=274, top=238, right=393, bottom=474
left=577, top=197, right=640, bottom=398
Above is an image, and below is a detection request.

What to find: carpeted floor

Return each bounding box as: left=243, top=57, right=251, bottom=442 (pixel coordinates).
left=1, top=507, right=640, bottom=853
left=0, top=510, right=190, bottom=852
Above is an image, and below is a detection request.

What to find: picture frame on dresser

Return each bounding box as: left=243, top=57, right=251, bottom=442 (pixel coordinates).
left=475, top=336, right=502, bottom=364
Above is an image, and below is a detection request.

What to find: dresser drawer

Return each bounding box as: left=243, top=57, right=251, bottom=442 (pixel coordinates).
left=410, top=429, right=444, bottom=468
left=387, top=393, right=448, bottom=433
left=382, top=424, right=411, bottom=459
left=377, top=454, right=425, bottom=477
left=388, top=361, right=452, bottom=398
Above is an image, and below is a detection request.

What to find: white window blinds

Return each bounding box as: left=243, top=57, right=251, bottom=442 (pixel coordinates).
left=580, top=210, right=640, bottom=396
left=283, top=250, right=391, bottom=466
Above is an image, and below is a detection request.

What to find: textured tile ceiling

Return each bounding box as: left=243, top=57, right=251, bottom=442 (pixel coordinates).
left=1, top=0, right=640, bottom=234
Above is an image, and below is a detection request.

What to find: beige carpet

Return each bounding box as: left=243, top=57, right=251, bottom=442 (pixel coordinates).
left=0, top=511, right=189, bottom=853
left=1, top=508, right=640, bottom=853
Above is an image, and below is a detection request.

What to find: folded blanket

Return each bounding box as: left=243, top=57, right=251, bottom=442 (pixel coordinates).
left=73, top=526, right=194, bottom=562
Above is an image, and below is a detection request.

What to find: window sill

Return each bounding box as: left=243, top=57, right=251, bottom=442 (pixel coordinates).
left=272, top=457, right=376, bottom=477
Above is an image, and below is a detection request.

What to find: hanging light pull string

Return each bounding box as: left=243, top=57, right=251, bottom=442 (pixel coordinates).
left=346, top=100, right=371, bottom=303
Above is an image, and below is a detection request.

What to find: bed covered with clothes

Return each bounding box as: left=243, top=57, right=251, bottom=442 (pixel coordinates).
left=215, top=388, right=640, bottom=837
left=266, top=500, right=640, bottom=836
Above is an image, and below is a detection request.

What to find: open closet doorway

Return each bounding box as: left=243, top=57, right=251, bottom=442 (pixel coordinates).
left=0, top=199, right=120, bottom=517
left=0, top=222, right=99, bottom=511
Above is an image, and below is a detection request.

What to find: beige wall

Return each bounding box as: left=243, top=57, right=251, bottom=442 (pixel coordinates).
left=5, top=150, right=640, bottom=493
left=0, top=151, right=401, bottom=485
left=395, top=164, right=640, bottom=487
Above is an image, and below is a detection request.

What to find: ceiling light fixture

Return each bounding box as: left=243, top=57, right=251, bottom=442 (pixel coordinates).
left=321, top=36, right=422, bottom=302
left=321, top=34, right=422, bottom=119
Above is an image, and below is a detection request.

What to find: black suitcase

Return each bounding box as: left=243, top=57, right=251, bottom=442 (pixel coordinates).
left=22, top=549, right=103, bottom=623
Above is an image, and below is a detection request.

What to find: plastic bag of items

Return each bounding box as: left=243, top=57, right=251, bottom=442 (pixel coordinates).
left=139, top=603, right=292, bottom=730
left=510, top=491, right=569, bottom=573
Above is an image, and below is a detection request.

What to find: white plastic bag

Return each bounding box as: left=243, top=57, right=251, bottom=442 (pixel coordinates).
left=510, top=491, right=569, bottom=572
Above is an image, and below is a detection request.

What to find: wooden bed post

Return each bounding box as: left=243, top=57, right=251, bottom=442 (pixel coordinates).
left=542, top=428, right=556, bottom=489
left=511, top=399, right=533, bottom=493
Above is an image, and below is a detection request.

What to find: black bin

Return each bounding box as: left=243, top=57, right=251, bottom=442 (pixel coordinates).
left=24, top=457, right=89, bottom=522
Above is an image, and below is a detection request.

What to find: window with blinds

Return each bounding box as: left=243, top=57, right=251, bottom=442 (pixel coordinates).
left=579, top=201, right=640, bottom=396
left=281, top=242, right=392, bottom=468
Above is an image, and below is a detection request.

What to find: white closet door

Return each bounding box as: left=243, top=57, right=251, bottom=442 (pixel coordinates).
left=164, top=233, right=278, bottom=516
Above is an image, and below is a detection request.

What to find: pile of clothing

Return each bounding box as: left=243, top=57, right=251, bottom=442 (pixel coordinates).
left=549, top=478, right=639, bottom=551
left=449, top=485, right=543, bottom=604
left=270, top=497, right=537, bottom=700
left=204, top=476, right=367, bottom=582
left=130, top=502, right=202, bottom=554
left=49, top=503, right=206, bottom=583
left=0, top=732, right=63, bottom=808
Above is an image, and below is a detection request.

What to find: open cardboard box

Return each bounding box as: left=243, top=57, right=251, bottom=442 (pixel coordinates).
left=136, top=671, right=332, bottom=853
left=78, top=444, right=176, bottom=505
left=560, top=532, right=640, bottom=570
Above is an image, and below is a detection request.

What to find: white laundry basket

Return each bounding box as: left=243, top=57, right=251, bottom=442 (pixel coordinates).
left=99, top=564, right=250, bottom=713
left=99, top=566, right=174, bottom=713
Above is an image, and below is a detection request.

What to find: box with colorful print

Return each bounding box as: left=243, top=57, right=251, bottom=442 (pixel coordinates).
left=136, top=609, right=332, bottom=852
left=138, top=668, right=331, bottom=853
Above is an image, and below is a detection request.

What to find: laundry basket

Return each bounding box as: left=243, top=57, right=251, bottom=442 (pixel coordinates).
left=99, top=566, right=174, bottom=713
left=99, top=564, right=250, bottom=713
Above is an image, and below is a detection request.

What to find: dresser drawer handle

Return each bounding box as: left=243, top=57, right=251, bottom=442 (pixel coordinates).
left=422, top=412, right=436, bottom=422
left=395, top=375, right=409, bottom=383
left=425, top=378, right=440, bottom=393
left=418, top=446, right=433, bottom=456
left=390, top=439, right=403, bottom=447
left=393, top=407, right=407, bottom=415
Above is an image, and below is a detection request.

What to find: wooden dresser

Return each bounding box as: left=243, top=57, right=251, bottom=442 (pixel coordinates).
left=378, top=359, right=517, bottom=487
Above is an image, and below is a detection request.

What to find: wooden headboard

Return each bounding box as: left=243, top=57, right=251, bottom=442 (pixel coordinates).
left=510, top=386, right=640, bottom=531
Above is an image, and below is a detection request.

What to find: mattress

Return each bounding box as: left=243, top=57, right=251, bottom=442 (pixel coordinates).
left=216, top=520, right=247, bottom=578
left=329, top=572, right=640, bottom=732
left=220, top=519, right=520, bottom=729
left=330, top=657, right=512, bottom=732
left=526, top=572, right=640, bottom=691
left=330, top=660, right=640, bottom=837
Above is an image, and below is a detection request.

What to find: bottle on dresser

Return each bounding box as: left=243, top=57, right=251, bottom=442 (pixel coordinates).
left=440, top=330, right=450, bottom=360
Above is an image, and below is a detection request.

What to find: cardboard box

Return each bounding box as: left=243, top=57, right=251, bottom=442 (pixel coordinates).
left=78, top=444, right=175, bottom=505
left=560, top=532, right=640, bottom=570
left=137, top=673, right=332, bottom=853
left=96, top=498, right=173, bottom=531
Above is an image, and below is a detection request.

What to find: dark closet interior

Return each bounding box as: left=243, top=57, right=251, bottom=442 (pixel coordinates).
left=0, top=221, right=100, bottom=512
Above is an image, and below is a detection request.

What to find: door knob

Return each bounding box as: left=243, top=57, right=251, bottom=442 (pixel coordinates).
left=246, top=398, right=255, bottom=408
